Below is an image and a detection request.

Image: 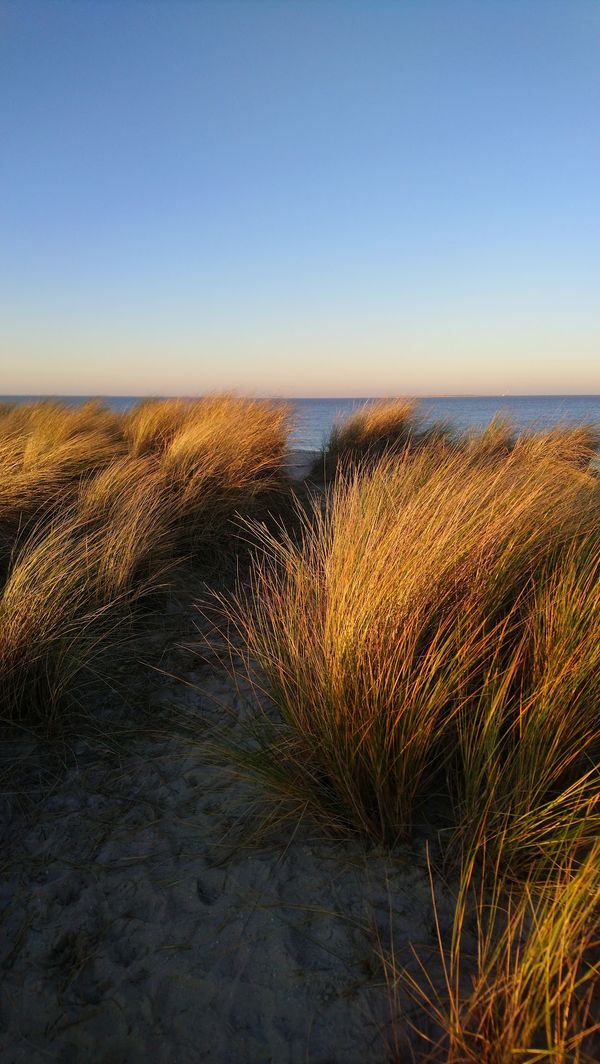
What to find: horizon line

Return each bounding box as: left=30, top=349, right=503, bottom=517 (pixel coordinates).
left=2, top=392, right=600, bottom=401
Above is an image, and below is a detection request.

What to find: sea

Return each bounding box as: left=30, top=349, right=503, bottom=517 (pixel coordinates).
left=2, top=395, right=600, bottom=451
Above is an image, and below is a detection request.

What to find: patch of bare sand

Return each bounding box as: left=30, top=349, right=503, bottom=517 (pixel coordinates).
left=284, top=449, right=319, bottom=483
left=0, top=566, right=446, bottom=1063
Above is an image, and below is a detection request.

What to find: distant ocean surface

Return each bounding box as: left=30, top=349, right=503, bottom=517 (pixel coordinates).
left=2, top=395, right=600, bottom=450
left=290, top=396, right=600, bottom=450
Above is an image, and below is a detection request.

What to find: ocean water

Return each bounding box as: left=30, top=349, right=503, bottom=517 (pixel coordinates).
left=2, top=394, right=599, bottom=450
left=291, top=395, right=600, bottom=449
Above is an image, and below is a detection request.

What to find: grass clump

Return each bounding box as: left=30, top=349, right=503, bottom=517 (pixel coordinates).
left=313, top=398, right=451, bottom=478
left=0, top=401, right=124, bottom=537
left=391, top=840, right=600, bottom=1062
left=0, top=510, right=148, bottom=731
left=225, top=439, right=600, bottom=844
left=315, top=399, right=600, bottom=482
left=453, top=533, right=600, bottom=871
left=123, top=398, right=196, bottom=456
left=221, top=414, right=599, bottom=1060
left=159, top=396, right=290, bottom=551
left=462, top=416, right=600, bottom=471
left=0, top=396, right=291, bottom=732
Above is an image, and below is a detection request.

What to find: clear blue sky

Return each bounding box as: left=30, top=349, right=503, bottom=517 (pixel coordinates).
left=1, top=0, right=599, bottom=396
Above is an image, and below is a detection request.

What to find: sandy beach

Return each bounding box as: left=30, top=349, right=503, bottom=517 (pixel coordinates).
left=0, top=471, right=445, bottom=1062
left=2, top=401, right=599, bottom=1064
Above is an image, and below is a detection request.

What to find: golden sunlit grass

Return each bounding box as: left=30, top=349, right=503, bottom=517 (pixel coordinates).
left=220, top=405, right=599, bottom=1060
left=387, top=840, right=600, bottom=1062
left=313, top=397, right=451, bottom=478
left=0, top=402, right=124, bottom=534
left=2, top=394, right=598, bottom=1057
left=224, top=439, right=599, bottom=844
left=159, top=396, right=290, bottom=549
left=0, top=396, right=290, bottom=730
left=123, top=397, right=196, bottom=455
left=0, top=509, right=144, bottom=730
left=316, top=399, right=600, bottom=479
left=453, top=533, right=600, bottom=873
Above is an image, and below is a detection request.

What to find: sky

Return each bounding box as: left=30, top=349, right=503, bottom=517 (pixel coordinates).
left=1, top=0, right=599, bottom=397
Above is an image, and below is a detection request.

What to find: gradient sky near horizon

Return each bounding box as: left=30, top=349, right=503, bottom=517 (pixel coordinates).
left=1, top=0, right=599, bottom=397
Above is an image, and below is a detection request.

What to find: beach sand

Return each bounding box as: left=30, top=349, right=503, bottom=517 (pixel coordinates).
left=0, top=452, right=443, bottom=1063
left=284, top=448, right=320, bottom=482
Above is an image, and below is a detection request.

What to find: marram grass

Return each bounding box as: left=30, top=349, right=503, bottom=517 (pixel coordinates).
left=221, top=413, right=599, bottom=1061
left=224, top=439, right=600, bottom=847
left=386, top=839, right=600, bottom=1062
left=0, top=396, right=291, bottom=730
left=1, top=395, right=599, bottom=1058
left=313, top=397, right=452, bottom=477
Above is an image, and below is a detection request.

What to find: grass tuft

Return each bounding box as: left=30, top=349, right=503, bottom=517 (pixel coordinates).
left=314, top=398, right=451, bottom=477
left=224, top=439, right=600, bottom=845
left=0, top=396, right=291, bottom=731
left=392, top=841, right=600, bottom=1062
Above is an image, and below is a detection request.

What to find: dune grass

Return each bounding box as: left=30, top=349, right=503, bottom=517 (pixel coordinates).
left=388, top=840, right=600, bottom=1062
left=224, top=439, right=600, bottom=844
left=452, top=533, right=600, bottom=872
left=158, top=396, right=290, bottom=551
left=123, top=397, right=197, bottom=456
left=2, top=394, right=598, bottom=1055
left=315, top=398, right=600, bottom=481
left=313, top=398, right=451, bottom=477
left=0, top=402, right=124, bottom=537
left=0, top=396, right=291, bottom=731
left=220, top=412, right=600, bottom=1059
left=0, top=510, right=144, bottom=730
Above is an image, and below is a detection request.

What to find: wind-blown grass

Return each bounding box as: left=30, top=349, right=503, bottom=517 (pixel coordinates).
left=0, top=406, right=124, bottom=536
left=2, top=395, right=598, bottom=1053
left=159, top=396, right=290, bottom=551
left=453, top=533, right=600, bottom=872
left=223, top=439, right=600, bottom=845
left=221, top=419, right=600, bottom=1059
left=390, top=840, right=600, bottom=1062
left=313, top=398, right=451, bottom=478
left=315, top=399, right=600, bottom=481
left=0, top=509, right=150, bottom=731
left=123, top=398, right=195, bottom=456
left=0, top=396, right=291, bottom=730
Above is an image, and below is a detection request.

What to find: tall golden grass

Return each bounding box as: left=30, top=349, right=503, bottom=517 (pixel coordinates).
left=0, top=396, right=290, bottom=730
left=0, top=401, right=124, bottom=534
left=225, top=439, right=600, bottom=844
left=0, top=509, right=146, bottom=729
left=389, top=840, right=600, bottom=1061
left=316, top=398, right=600, bottom=478
left=222, top=406, right=599, bottom=1059
left=314, top=398, right=451, bottom=477
left=454, top=533, right=600, bottom=872
left=2, top=394, right=598, bottom=1052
